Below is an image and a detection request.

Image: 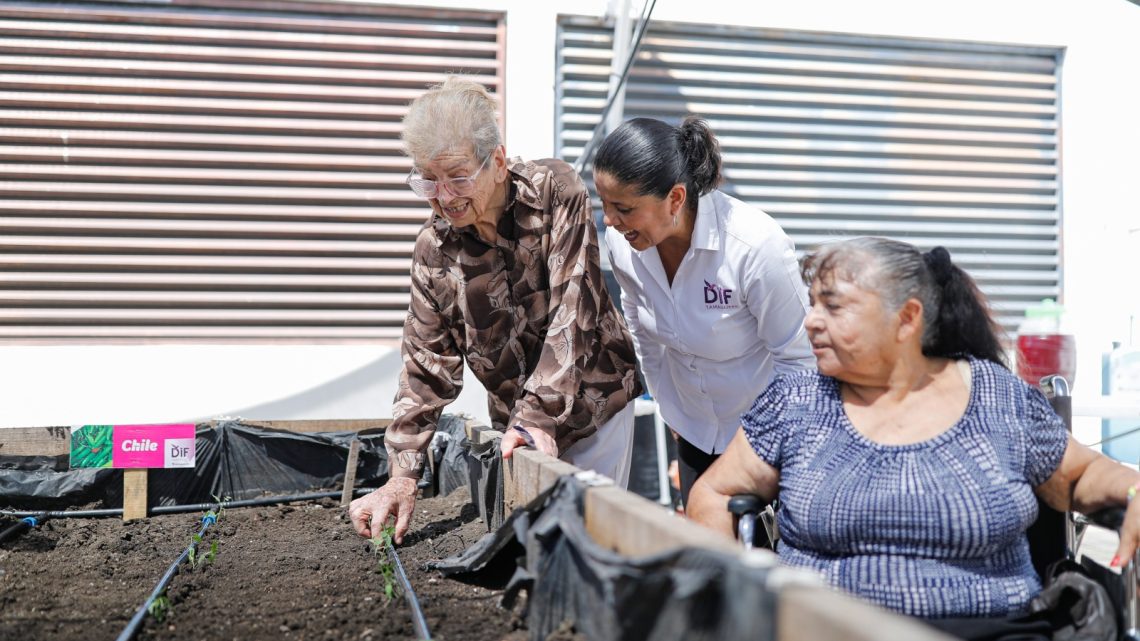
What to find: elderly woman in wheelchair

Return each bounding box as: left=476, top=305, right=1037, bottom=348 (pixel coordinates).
left=688, top=237, right=1140, bottom=639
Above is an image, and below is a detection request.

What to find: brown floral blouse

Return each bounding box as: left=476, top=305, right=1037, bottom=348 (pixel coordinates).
left=386, top=157, right=642, bottom=478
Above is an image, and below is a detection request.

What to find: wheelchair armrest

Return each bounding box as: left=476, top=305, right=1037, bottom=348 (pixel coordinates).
left=1084, top=507, right=1127, bottom=531
left=728, top=494, right=765, bottom=517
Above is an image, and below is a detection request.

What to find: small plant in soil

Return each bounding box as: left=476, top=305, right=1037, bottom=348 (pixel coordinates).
left=185, top=504, right=225, bottom=569
left=210, top=495, right=232, bottom=522
left=188, top=533, right=219, bottom=569
left=369, top=525, right=401, bottom=604
left=188, top=534, right=202, bottom=568
left=148, top=593, right=171, bottom=623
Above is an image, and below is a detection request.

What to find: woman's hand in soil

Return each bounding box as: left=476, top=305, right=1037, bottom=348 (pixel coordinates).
left=501, top=425, right=558, bottom=459
left=348, top=477, right=418, bottom=544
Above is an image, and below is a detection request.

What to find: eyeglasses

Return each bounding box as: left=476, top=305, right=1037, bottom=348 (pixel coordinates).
left=406, top=155, right=491, bottom=199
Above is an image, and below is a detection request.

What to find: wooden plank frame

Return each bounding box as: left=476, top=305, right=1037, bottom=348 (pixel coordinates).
left=0, top=425, right=72, bottom=456
left=0, top=418, right=393, bottom=458
left=240, top=418, right=391, bottom=434
left=463, top=423, right=955, bottom=641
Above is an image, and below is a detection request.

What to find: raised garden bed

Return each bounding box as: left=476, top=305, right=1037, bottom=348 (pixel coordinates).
left=1, top=488, right=522, bottom=641
left=2, top=420, right=954, bottom=641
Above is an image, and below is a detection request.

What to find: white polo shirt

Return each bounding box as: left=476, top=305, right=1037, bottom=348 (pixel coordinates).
left=606, top=190, right=815, bottom=454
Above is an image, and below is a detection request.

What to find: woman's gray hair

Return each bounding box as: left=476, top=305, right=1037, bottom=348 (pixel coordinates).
left=801, top=236, right=1007, bottom=365
left=802, top=237, right=941, bottom=349
left=401, top=77, right=502, bottom=165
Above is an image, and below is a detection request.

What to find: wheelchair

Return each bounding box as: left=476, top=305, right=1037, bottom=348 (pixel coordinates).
left=728, top=374, right=1140, bottom=640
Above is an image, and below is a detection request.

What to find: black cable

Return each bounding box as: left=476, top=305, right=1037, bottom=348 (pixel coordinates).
left=388, top=543, right=431, bottom=640
left=151, top=491, right=342, bottom=515
left=115, top=510, right=219, bottom=641
left=572, top=0, right=659, bottom=174
left=1, top=488, right=379, bottom=520
left=0, top=515, right=44, bottom=544
left=0, top=507, right=120, bottom=519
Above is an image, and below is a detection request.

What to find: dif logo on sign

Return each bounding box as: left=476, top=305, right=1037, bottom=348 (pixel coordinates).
left=71, top=424, right=196, bottom=469
left=113, top=425, right=196, bottom=468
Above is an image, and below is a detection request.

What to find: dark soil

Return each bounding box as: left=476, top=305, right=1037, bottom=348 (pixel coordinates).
left=0, top=512, right=203, bottom=641
left=0, top=488, right=528, bottom=641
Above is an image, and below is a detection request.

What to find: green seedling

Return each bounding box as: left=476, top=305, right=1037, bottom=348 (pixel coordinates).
left=188, top=533, right=201, bottom=568
left=369, top=525, right=401, bottom=604
left=148, top=594, right=171, bottom=623
left=209, top=494, right=232, bottom=522
left=188, top=533, right=218, bottom=569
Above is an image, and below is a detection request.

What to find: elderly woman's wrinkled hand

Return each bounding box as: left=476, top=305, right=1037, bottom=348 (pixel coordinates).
left=348, top=477, right=418, bottom=544
left=501, top=425, right=558, bottom=459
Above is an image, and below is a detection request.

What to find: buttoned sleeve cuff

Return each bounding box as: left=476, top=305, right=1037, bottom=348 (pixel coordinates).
left=384, top=428, right=430, bottom=480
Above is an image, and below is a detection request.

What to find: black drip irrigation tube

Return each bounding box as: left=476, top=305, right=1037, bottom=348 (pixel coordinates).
left=0, top=489, right=379, bottom=520
left=0, top=514, right=45, bottom=544
left=115, top=510, right=219, bottom=641
left=388, top=543, right=431, bottom=639
left=6, top=487, right=433, bottom=638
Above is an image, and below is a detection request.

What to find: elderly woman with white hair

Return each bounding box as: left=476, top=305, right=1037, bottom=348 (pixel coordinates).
left=349, top=77, right=642, bottom=543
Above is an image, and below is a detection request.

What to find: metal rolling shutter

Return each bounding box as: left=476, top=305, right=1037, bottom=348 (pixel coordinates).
left=0, top=1, right=504, bottom=341
left=557, top=16, right=1061, bottom=331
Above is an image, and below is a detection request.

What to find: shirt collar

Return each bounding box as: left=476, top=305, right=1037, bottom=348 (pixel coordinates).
left=690, top=191, right=721, bottom=252
left=505, top=157, right=544, bottom=210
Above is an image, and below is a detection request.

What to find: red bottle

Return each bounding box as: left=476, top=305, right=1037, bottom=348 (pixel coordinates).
left=1016, top=299, right=1076, bottom=389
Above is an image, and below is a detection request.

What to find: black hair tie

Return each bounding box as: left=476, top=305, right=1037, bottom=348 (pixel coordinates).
left=923, top=246, right=954, bottom=286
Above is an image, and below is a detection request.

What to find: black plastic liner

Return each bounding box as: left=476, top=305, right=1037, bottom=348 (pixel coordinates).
left=1081, top=555, right=1129, bottom=636
left=627, top=412, right=678, bottom=505
left=0, top=454, right=118, bottom=509
left=431, top=415, right=475, bottom=498
left=433, top=476, right=778, bottom=641
left=465, top=436, right=506, bottom=530
left=0, top=414, right=472, bottom=510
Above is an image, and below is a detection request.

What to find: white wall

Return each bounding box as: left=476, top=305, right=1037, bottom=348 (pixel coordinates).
left=0, top=344, right=492, bottom=427
left=4, top=0, right=1138, bottom=439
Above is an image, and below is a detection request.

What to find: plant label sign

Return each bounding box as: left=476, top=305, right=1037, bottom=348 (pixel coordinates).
left=70, top=424, right=196, bottom=469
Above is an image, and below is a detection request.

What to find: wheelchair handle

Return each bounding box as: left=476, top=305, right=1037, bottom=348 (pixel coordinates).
left=728, top=494, right=764, bottom=517
left=1039, top=374, right=1070, bottom=399
left=737, top=514, right=758, bottom=551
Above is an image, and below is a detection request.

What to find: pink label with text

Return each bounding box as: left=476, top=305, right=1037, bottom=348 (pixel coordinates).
left=112, top=424, right=196, bottom=468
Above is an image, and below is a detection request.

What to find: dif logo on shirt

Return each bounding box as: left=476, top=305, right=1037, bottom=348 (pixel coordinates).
left=703, top=280, right=738, bottom=310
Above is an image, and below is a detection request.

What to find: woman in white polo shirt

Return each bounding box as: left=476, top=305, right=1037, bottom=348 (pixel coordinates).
left=595, top=116, right=815, bottom=506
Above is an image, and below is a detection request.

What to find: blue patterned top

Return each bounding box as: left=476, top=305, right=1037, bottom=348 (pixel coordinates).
left=742, top=357, right=1069, bottom=618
